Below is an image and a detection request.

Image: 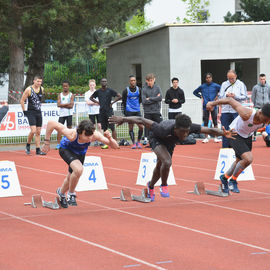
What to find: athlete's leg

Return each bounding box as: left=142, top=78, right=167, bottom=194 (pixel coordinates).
left=128, top=123, right=135, bottom=144
left=68, top=159, right=84, bottom=193
left=149, top=144, right=172, bottom=188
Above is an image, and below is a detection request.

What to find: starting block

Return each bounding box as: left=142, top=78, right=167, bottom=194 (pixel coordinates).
left=24, top=194, right=60, bottom=210
left=187, top=182, right=229, bottom=197
left=187, top=182, right=206, bottom=195
left=112, top=188, right=151, bottom=203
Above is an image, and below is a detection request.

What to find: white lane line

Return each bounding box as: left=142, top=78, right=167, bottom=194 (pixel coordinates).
left=0, top=210, right=166, bottom=270
left=16, top=164, right=270, bottom=219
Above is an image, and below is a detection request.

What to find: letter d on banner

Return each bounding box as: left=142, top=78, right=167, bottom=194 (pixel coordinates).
left=0, top=161, right=23, bottom=197
left=136, top=152, right=176, bottom=186
left=76, top=156, right=108, bottom=191
left=214, top=148, right=255, bottom=181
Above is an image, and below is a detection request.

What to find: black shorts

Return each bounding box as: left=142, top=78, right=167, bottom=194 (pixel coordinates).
left=264, top=135, right=270, bottom=147
left=124, top=111, right=141, bottom=117
left=150, top=137, right=175, bottom=157
left=89, top=114, right=100, bottom=124
left=229, top=134, right=252, bottom=159
left=58, top=115, right=72, bottom=127
left=100, top=109, right=115, bottom=131
left=25, top=110, right=42, bottom=127
left=59, top=148, right=85, bottom=173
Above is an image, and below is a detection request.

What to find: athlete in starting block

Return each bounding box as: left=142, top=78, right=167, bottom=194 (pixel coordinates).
left=42, top=119, right=119, bottom=208
left=109, top=114, right=235, bottom=201
left=207, top=98, right=270, bottom=193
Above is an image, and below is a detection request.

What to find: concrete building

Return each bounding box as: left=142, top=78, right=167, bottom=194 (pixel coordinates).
left=105, top=22, right=270, bottom=122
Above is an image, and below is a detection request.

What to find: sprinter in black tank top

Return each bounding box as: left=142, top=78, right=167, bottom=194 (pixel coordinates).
left=20, top=75, right=46, bottom=155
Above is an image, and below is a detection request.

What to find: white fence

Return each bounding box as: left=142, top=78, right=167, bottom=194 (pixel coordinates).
left=0, top=98, right=202, bottom=144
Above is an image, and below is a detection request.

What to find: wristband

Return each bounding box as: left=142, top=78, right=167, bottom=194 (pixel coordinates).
left=44, top=139, right=50, bottom=142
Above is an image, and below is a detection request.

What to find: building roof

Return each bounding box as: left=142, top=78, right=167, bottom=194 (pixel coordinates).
left=104, top=21, right=270, bottom=48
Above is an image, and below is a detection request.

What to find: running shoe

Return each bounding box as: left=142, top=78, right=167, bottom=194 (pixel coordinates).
left=136, top=142, right=143, bottom=149
left=101, top=144, right=108, bottom=149
left=202, top=137, right=209, bottom=143
left=67, top=194, right=77, bottom=206
left=147, top=181, right=155, bottom=202
left=25, top=145, right=30, bottom=155
left=228, top=179, right=240, bottom=193
left=131, top=143, right=137, bottom=149
left=56, top=187, right=68, bottom=208
left=214, top=137, right=222, bottom=143
left=36, top=149, right=46, bottom=155
left=160, top=185, right=170, bottom=197
left=55, top=144, right=60, bottom=149
left=220, top=174, right=229, bottom=193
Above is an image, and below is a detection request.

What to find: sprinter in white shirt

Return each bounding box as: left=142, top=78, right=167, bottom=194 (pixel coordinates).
left=207, top=98, right=270, bottom=194
left=56, top=81, right=74, bottom=149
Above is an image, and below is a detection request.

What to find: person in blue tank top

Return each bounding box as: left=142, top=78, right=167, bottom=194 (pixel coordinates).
left=42, top=119, right=119, bottom=208
left=262, top=124, right=270, bottom=147
left=122, top=75, right=144, bottom=149
left=207, top=98, right=270, bottom=194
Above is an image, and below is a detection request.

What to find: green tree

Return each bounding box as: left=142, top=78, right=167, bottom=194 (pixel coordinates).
left=0, top=0, right=151, bottom=103
left=180, top=0, right=210, bottom=23
left=125, top=10, right=152, bottom=35
left=224, top=0, right=270, bottom=22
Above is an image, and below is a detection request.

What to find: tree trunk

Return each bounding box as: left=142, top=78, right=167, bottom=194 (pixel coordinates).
left=8, top=25, right=24, bottom=104
left=24, top=32, right=48, bottom=89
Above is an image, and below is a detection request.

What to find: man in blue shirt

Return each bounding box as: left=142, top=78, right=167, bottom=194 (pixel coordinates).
left=122, top=75, right=143, bottom=149
left=193, top=73, right=221, bottom=143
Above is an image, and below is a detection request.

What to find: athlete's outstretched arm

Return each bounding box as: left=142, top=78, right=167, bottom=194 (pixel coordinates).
left=42, top=120, right=76, bottom=153
left=109, top=116, right=154, bottom=129
left=206, top=97, right=252, bottom=121
left=93, top=130, right=119, bottom=149
left=201, top=126, right=236, bottom=139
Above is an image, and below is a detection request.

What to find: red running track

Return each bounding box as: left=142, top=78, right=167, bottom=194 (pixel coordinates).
left=0, top=137, right=269, bottom=270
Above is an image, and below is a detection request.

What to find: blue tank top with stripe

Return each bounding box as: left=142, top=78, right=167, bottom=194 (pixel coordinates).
left=126, top=86, right=140, bottom=112
left=60, top=134, right=90, bottom=155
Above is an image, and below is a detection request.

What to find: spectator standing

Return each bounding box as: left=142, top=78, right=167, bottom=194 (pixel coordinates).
left=56, top=81, right=74, bottom=149
left=20, top=75, right=46, bottom=155
left=251, top=73, right=270, bottom=140
left=141, top=73, right=163, bottom=145
left=85, top=79, right=102, bottom=145
left=193, top=72, right=221, bottom=143
left=165, top=77, right=185, bottom=120
left=219, top=70, right=247, bottom=148
left=122, top=75, right=144, bottom=149
left=90, top=78, right=121, bottom=149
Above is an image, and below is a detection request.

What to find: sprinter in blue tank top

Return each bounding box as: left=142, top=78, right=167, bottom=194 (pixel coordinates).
left=42, top=119, right=119, bottom=208
left=122, top=75, right=144, bottom=149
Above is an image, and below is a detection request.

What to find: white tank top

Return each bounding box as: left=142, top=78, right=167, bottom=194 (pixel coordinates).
left=59, top=92, right=73, bottom=117
left=229, top=108, right=264, bottom=138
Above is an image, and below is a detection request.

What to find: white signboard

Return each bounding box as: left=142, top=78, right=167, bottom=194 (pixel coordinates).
left=136, top=152, right=176, bottom=186
left=0, top=161, right=22, bottom=198
left=76, top=156, right=108, bottom=192
left=214, top=148, right=255, bottom=181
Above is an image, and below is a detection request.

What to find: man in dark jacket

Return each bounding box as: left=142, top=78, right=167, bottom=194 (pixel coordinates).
left=141, top=73, right=163, bottom=145
left=193, top=72, right=221, bottom=143
left=165, top=77, right=185, bottom=119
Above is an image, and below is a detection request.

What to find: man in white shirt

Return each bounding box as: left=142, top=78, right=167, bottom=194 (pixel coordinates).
left=219, top=70, right=247, bottom=148
left=56, top=81, right=74, bottom=149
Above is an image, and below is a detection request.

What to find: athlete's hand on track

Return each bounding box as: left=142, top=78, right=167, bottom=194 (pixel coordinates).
left=222, top=127, right=237, bottom=139
left=108, top=116, right=124, bottom=126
